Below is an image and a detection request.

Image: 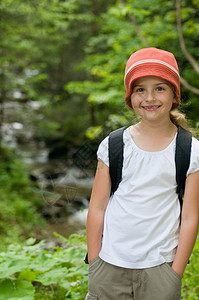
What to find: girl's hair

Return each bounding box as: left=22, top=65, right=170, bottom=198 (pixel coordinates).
left=170, top=110, right=192, bottom=133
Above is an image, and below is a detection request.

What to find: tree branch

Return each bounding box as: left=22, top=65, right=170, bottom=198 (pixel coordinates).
left=176, top=0, right=199, bottom=74
left=127, top=13, right=150, bottom=48
left=180, top=77, right=199, bottom=95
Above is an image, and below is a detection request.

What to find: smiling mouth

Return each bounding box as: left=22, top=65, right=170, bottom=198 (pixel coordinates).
left=142, top=105, right=161, bottom=111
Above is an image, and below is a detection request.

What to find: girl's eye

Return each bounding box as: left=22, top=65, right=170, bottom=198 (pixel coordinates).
left=135, top=88, right=144, bottom=92
left=156, top=86, right=164, bottom=91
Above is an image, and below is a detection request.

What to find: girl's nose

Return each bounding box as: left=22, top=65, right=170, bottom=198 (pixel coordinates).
left=145, top=90, right=155, bottom=101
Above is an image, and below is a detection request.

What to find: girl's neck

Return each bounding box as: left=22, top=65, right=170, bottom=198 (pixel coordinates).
left=136, top=119, right=177, bottom=137
left=130, top=121, right=178, bottom=152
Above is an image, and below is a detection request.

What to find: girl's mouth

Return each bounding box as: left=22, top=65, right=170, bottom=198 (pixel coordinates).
left=142, top=105, right=161, bottom=111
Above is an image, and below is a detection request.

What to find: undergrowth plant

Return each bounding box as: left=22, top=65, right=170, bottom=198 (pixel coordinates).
left=0, top=146, right=45, bottom=248
left=181, top=234, right=199, bottom=300
left=0, top=233, right=88, bottom=300
left=0, top=233, right=198, bottom=300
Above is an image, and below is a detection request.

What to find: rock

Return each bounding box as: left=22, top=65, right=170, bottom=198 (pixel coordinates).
left=48, top=146, right=69, bottom=160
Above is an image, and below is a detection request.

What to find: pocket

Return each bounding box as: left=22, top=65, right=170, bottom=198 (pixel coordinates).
left=88, top=256, right=103, bottom=276
left=85, top=292, right=98, bottom=300
left=89, top=256, right=100, bottom=266
left=163, top=263, right=182, bottom=282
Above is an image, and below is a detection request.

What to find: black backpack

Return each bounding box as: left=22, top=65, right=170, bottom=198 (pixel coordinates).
left=109, top=125, right=192, bottom=211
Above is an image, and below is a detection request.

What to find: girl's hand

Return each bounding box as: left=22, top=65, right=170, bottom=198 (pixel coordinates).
left=172, top=171, right=199, bottom=278
left=171, top=265, right=183, bottom=278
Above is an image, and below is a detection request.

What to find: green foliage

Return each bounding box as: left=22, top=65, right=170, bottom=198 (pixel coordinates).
left=0, top=147, right=45, bottom=247
left=0, top=234, right=88, bottom=300
left=0, top=233, right=198, bottom=299
left=181, top=234, right=199, bottom=300
left=1, top=0, right=199, bottom=150
left=65, top=0, right=199, bottom=135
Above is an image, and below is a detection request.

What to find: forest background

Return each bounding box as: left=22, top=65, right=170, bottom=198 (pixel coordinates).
left=0, top=0, right=199, bottom=299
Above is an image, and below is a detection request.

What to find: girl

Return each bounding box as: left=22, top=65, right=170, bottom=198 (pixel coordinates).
left=85, top=48, right=199, bottom=300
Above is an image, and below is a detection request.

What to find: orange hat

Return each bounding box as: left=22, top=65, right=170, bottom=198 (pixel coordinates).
left=124, top=48, right=180, bottom=109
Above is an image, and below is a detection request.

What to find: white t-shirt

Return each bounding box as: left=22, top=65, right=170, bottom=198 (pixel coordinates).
left=97, top=127, right=199, bottom=269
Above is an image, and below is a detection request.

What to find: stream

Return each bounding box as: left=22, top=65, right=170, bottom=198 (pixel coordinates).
left=2, top=100, right=95, bottom=241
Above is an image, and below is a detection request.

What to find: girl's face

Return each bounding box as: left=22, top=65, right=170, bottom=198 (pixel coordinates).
left=130, top=76, right=178, bottom=122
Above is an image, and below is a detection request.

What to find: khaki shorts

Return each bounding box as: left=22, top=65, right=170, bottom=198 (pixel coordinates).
left=85, top=256, right=182, bottom=300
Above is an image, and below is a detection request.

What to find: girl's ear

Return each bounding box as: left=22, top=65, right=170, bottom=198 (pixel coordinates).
left=172, top=88, right=178, bottom=102
left=172, top=95, right=179, bottom=109
left=127, top=96, right=133, bottom=109
left=171, top=89, right=179, bottom=109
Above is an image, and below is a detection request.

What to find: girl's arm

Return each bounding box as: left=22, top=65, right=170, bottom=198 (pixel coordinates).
left=172, top=170, right=199, bottom=277
left=86, top=159, right=111, bottom=263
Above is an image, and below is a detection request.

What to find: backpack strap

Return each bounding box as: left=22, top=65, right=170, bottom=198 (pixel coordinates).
left=109, top=126, right=127, bottom=195
left=175, top=126, right=192, bottom=210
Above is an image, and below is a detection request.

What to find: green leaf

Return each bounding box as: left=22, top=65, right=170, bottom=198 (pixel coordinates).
left=86, top=126, right=102, bottom=140
left=0, top=259, right=30, bottom=279
left=25, top=238, right=36, bottom=246
left=18, top=269, right=37, bottom=282
left=0, top=279, right=34, bottom=300
left=36, top=267, right=68, bottom=285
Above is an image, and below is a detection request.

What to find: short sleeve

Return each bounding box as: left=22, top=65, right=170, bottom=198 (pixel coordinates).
left=187, top=137, right=199, bottom=175
left=97, top=136, right=109, bottom=167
